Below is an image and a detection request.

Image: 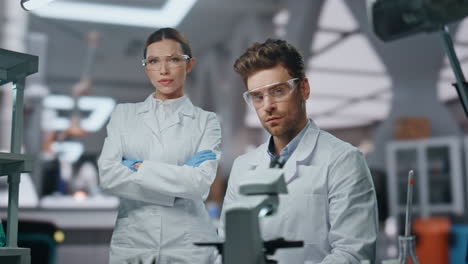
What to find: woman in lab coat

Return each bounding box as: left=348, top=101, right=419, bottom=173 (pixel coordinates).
left=98, top=28, right=221, bottom=264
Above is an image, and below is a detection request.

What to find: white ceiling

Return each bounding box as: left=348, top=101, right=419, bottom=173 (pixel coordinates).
left=21, top=0, right=468, bottom=130
left=438, top=19, right=468, bottom=102
left=307, top=0, right=390, bottom=129
left=302, top=0, right=466, bottom=129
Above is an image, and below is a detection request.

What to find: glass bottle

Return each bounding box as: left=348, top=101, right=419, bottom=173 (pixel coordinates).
left=398, top=236, right=419, bottom=264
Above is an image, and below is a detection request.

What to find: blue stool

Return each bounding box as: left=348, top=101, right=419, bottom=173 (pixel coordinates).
left=450, top=224, right=468, bottom=264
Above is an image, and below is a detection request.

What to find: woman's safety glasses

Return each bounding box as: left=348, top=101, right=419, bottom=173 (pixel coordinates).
left=243, top=78, right=301, bottom=108
left=142, top=54, right=190, bottom=71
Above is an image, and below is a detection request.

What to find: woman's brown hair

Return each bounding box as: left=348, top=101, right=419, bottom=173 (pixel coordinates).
left=143, top=28, right=192, bottom=59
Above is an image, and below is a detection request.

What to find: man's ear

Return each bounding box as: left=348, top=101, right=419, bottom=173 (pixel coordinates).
left=186, top=57, right=196, bottom=73
left=301, top=77, right=310, bottom=100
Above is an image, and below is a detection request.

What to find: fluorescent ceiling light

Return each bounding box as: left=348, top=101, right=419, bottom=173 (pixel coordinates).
left=273, top=9, right=290, bottom=26
left=43, top=94, right=74, bottom=110
left=30, top=0, right=197, bottom=28
left=21, top=0, right=55, bottom=10
left=78, top=96, right=115, bottom=132
left=51, top=141, right=84, bottom=162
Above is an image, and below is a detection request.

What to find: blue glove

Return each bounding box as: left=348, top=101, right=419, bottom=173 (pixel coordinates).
left=184, top=150, right=216, bottom=167
left=122, top=159, right=143, bottom=172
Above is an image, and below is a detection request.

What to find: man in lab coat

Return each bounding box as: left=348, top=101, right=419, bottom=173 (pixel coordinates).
left=221, top=39, right=378, bottom=263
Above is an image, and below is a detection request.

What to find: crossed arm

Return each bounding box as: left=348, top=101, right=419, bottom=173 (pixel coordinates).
left=98, top=105, right=221, bottom=205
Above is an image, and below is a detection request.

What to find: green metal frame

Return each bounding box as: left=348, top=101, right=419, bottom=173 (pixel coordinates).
left=0, top=48, right=38, bottom=262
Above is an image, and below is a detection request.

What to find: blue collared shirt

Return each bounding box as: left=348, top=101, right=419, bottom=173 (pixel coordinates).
left=267, top=119, right=311, bottom=161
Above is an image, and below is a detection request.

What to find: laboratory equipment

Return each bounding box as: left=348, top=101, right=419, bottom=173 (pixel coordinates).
left=386, top=137, right=464, bottom=229
left=0, top=48, right=38, bottom=263
left=398, top=170, right=419, bottom=264
left=414, top=217, right=450, bottom=264
left=367, top=0, right=468, bottom=117
left=196, top=157, right=303, bottom=264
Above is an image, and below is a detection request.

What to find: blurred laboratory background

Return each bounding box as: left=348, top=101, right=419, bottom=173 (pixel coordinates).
left=1, top=0, right=468, bottom=263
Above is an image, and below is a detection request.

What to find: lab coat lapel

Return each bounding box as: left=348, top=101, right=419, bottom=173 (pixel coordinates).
left=247, top=143, right=270, bottom=171
left=160, top=112, right=181, bottom=132
left=245, top=121, right=321, bottom=183
left=159, top=97, right=195, bottom=132
left=137, top=94, right=161, bottom=140
left=282, top=120, right=320, bottom=183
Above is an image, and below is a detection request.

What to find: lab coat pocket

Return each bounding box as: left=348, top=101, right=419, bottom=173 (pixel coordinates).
left=285, top=194, right=328, bottom=244
left=111, top=217, right=134, bottom=247
left=290, top=164, right=328, bottom=194
left=185, top=213, right=217, bottom=244
left=111, top=215, right=161, bottom=249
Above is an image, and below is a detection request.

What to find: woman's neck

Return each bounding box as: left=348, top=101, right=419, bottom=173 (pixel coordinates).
left=153, top=91, right=184, bottom=101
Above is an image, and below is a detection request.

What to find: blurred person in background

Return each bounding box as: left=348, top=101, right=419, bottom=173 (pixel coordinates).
left=98, top=28, right=221, bottom=264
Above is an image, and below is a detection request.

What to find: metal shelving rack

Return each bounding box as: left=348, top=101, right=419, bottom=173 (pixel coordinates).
left=0, top=48, right=38, bottom=264
left=386, top=136, right=465, bottom=230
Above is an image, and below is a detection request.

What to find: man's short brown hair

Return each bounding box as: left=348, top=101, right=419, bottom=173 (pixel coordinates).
left=233, top=39, right=305, bottom=87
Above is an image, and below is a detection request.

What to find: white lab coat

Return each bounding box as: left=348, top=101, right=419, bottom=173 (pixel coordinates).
left=98, top=94, right=221, bottom=264
left=221, top=120, right=378, bottom=264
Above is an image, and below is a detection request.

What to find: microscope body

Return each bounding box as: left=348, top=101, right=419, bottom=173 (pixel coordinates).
left=222, top=167, right=289, bottom=264
left=195, top=158, right=302, bottom=263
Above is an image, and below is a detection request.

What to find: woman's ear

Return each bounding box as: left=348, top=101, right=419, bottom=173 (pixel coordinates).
left=186, top=57, right=196, bottom=73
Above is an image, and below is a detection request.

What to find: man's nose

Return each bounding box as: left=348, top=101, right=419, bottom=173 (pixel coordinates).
left=262, top=95, right=276, bottom=111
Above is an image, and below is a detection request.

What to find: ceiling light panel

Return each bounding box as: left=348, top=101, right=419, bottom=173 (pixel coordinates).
left=90, top=0, right=166, bottom=8
left=31, top=0, right=197, bottom=28
left=273, top=8, right=290, bottom=26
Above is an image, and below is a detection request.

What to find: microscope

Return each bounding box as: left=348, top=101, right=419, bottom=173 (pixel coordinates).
left=197, top=157, right=303, bottom=264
